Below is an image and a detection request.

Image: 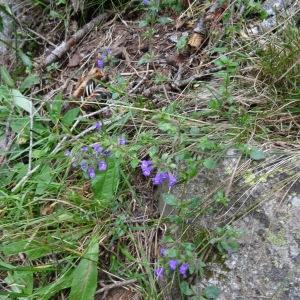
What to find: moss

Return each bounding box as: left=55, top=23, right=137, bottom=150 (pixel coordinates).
left=266, top=229, right=287, bottom=247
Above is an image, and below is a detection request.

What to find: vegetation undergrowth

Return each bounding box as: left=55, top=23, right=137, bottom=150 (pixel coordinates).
left=0, top=0, right=299, bottom=299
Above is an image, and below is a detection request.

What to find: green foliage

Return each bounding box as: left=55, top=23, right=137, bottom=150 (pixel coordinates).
left=19, top=73, right=40, bottom=93
left=1, top=2, right=298, bottom=299
left=0, top=66, right=15, bottom=88
left=153, top=73, right=168, bottom=84
left=250, top=148, right=266, bottom=161
left=69, top=238, right=99, bottom=300
left=92, top=157, right=120, bottom=210
left=240, top=0, right=268, bottom=19
left=203, top=285, right=221, bottom=299
left=211, top=226, right=241, bottom=254
left=258, top=24, right=300, bottom=97
left=176, top=35, right=188, bottom=53
left=142, top=28, right=156, bottom=40
left=180, top=281, right=194, bottom=296
left=214, top=190, right=229, bottom=207
left=138, top=52, right=155, bottom=65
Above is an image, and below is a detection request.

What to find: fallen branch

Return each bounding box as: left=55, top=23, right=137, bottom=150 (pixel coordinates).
left=175, top=66, right=225, bottom=88
left=42, top=13, right=110, bottom=67
left=96, top=279, right=137, bottom=294
left=141, top=66, right=224, bottom=97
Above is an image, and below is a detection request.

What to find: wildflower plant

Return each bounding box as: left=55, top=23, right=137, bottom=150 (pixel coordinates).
left=154, top=241, right=202, bottom=296
left=65, top=143, right=108, bottom=179
left=96, top=48, right=117, bottom=69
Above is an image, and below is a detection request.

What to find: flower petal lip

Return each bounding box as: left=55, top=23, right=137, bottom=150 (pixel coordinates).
left=94, top=121, right=102, bottom=130
left=179, top=263, right=189, bottom=278
left=98, top=160, right=107, bottom=171
left=169, top=259, right=179, bottom=271
left=118, top=136, right=126, bottom=145
left=88, top=167, right=96, bottom=179
left=155, top=267, right=164, bottom=279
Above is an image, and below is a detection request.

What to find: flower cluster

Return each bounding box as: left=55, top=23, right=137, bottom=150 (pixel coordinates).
left=96, top=48, right=112, bottom=70
left=65, top=124, right=126, bottom=179
left=154, top=247, right=190, bottom=280
left=66, top=143, right=109, bottom=179
left=140, top=160, right=176, bottom=187
left=154, top=262, right=189, bottom=279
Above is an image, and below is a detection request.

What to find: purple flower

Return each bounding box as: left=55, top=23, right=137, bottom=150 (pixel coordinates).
left=168, top=172, right=177, bottom=187
left=155, top=267, right=164, bottom=279
left=88, top=167, right=96, bottom=179
left=160, top=247, right=167, bottom=256
left=153, top=172, right=169, bottom=185
left=92, top=143, right=102, bottom=154
left=81, top=146, right=88, bottom=152
left=141, top=160, right=153, bottom=176
left=98, top=160, right=107, bottom=171
left=94, top=121, right=101, bottom=130
left=118, top=136, right=126, bottom=145
left=179, top=263, right=189, bottom=278
left=143, top=0, right=150, bottom=4
left=96, top=59, right=104, bottom=69
left=169, top=259, right=179, bottom=271
left=102, top=49, right=112, bottom=58
left=102, top=150, right=111, bottom=157
left=80, top=160, right=88, bottom=172
left=65, top=150, right=72, bottom=157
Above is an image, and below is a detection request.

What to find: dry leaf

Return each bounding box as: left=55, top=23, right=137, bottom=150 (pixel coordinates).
left=68, top=51, right=82, bottom=67
left=73, top=67, right=105, bottom=98
left=175, top=18, right=185, bottom=30
left=105, top=289, right=141, bottom=300
left=188, top=33, right=204, bottom=48
left=41, top=202, right=56, bottom=216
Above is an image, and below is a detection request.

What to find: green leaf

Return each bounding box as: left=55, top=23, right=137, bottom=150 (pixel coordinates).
left=179, top=281, right=194, bottom=296
left=162, top=193, right=177, bottom=206
left=92, top=157, right=120, bottom=209
left=19, top=74, right=40, bottom=92
left=204, top=285, right=221, bottom=299
left=138, top=19, right=148, bottom=27
left=166, top=248, right=178, bottom=258
left=250, top=148, right=266, bottom=161
left=198, top=137, right=217, bottom=151
left=11, top=89, right=37, bottom=114
left=49, top=94, right=63, bottom=121
left=1, top=240, right=52, bottom=260
left=158, top=121, right=177, bottom=133
left=18, top=50, right=32, bottom=68
left=138, top=52, right=154, bottom=65
left=6, top=271, right=33, bottom=295
left=69, top=238, right=99, bottom=300
left=33, top=268, right=73, bottom=300
left=62, top=107, right=80, bottom=127
left=0, top=66, right=15, bottom=88
left=35, top=165, right=53, bottom=195
left=203, top=158, right=217, bottom=170
left=158, top=16, right=172, bottom=25
left=176, top=35, right=188, bottom=52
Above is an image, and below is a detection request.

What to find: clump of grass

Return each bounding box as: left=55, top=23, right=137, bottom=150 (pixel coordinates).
left=257, top=23, right=300, bottom=98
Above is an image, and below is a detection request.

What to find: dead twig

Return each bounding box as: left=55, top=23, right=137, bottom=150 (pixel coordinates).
left=0, top=120, right=15, bottom=166
left=95, top=279, right=137, bottom=294
left=175, top=66, right=225, bottom=88
left=141, top=66, right=224, bottom=97
left=42, top=13, right=110, bottom=67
